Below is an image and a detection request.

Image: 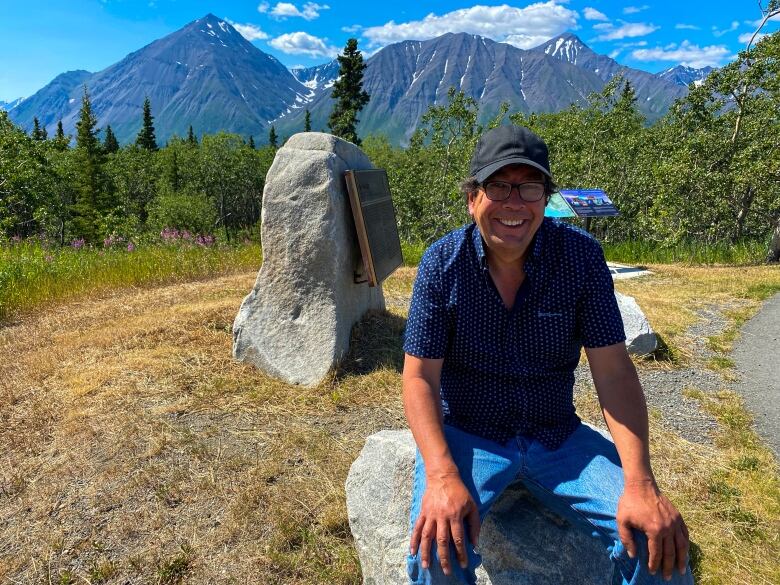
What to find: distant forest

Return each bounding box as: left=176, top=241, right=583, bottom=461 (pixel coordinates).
left=1, top=31, right=779, bottom=261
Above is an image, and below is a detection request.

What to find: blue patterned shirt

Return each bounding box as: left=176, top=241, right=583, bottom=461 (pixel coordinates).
left=403, top=218, right=626, bottom=450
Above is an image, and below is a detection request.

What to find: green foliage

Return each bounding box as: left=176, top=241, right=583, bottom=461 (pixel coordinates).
left=31, top=117, right=47, bottom=141
left=147, top=189, right=218, bottom=235
left=187, top=125, right=198, bottom=146
left=268, top=125, right=278, bottom=148
left=328, top=38, right=369, bottom=145
left=135, top=97, right=158, bottom=151
left=304, top=109, right=312, bottom=132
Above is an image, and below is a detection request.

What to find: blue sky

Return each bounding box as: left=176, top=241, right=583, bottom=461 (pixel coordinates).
left=2, top=1, right=779, bottom=101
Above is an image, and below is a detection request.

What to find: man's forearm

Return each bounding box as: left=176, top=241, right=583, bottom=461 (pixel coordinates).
left=588, top=347, right=655, bottom=484
left=402, top=374, right=459, bottom=477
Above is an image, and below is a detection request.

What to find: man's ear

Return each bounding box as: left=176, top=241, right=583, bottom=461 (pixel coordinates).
left=467, top=190, right=477, bottom=217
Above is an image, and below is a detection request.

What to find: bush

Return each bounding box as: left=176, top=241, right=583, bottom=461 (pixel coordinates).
left=147, top=188, right=218, bottom=235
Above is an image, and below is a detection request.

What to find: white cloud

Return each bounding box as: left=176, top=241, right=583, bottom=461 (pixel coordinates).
left=361, top=2, right=579, bottom=50
left=609, top=49, right=622, bottom=59
left=269, top=31, right=339, bottom=58
left=623, top=5, right=649, bottom=15
left=583, top=7, right=608, bottom=21
left=712, top=21, right=739, bottom=37
left=227, top=20, right=269, bottom=41
left=631, top=40, right=732, bottom=68
left=675, top=23, right=700, bottom=30
left=738, top=32, right=767, bottom=44
left=341, top=24, right=362, bottom=33
left=260, top=2, right=329, bottom=21
left=593, top=21, right=659, bottom=41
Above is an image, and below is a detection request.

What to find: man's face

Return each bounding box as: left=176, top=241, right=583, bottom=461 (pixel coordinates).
left=468, top=164, right=546, bottom=262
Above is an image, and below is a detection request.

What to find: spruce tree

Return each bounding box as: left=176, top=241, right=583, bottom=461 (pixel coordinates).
left=135, top=97, right=158, bottom=151
left=32, top=117, right=47, bottom=140
left=269, top=125, right=278, bottom=148
left=71, top=86, right=108, bottom=242
left=304, top=109, right=312, bottom=132
left=103, top=125, right=119, bottom=153
left=248, top=135, right=256, bottom=149
left=328, top=38, right=370, bottom=145
left=54, top=120, right=68, bottom=150
left=187, top=125, right=198, bottom=146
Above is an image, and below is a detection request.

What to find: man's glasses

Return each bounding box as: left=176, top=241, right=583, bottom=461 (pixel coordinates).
left=481, top=181, right=546, bottom=202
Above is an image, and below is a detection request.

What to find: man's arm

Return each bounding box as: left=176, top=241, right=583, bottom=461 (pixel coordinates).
left=403, top=353, right=480, bottom=577
left=585, top=342, right=689, bottom=580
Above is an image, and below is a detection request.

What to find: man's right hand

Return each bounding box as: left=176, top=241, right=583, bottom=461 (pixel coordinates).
left=409, top=471, right=481, bottom=576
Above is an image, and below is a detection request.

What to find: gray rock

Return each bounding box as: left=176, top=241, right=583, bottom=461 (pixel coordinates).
left=346, top=429, right=614, bottom=585
left=233, top=132, right=385, bottom=386
left=616, top=291, right=658, bottom=356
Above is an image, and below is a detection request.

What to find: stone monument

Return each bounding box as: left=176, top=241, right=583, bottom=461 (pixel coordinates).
left=233, top=133, right=385, bottom=386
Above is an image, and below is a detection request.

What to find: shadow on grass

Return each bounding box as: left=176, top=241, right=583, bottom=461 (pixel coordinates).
left=336, top=309, right=407, bottom=378
left=647, top=333, right=680, bottom=363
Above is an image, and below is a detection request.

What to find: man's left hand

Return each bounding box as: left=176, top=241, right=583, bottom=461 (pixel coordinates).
left=617, top=479, right=689, bottom=581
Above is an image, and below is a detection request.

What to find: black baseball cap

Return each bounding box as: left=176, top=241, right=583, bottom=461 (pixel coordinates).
left=469, top=125, right=552, bottom=183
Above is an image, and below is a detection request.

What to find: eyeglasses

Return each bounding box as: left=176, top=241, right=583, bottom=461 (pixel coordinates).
left=481, top=181, right=546, bottom=202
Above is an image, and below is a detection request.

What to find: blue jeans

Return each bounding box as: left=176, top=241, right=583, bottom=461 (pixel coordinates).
left=407, top=423, right=693, bottom=584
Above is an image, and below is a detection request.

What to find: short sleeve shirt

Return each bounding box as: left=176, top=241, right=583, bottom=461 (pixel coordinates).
left=403, top=218, right=626, bottom=450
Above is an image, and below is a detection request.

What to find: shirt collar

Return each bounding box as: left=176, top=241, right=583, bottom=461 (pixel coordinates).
left=471, top=218, right=549, bottom=272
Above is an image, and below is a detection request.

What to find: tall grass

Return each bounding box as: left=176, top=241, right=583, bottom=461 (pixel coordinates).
left=404, top=238, right=770, bottom=267
left=602, top=239, right=768, bottom=265
left=0, top=240, right=262, bottom=322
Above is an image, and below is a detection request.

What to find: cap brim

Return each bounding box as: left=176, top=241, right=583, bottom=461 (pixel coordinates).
left=474, top=157, right=552, bottom=183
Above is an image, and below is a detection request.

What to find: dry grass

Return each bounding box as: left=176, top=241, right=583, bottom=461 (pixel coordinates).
left=0, top=263, right=778, bottom=583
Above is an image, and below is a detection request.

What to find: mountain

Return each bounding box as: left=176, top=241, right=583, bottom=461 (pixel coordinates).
left=291, top=60, right=339, bottom=92
left=275, top=32, right=686, bottom=143
left=531, top=33, right=688, bottom=118
left=8, top=70, right=91, bottom=132
left=9, top=14, right=312, bottom=144
left=9, top=23, right=699, bottom=146
left=658, top=65, right=714, bottom=87
left=0, top=97, right=24, bottom=111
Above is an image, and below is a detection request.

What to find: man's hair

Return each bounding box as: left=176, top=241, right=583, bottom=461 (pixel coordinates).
left=459, top=171, right=558, bottom=205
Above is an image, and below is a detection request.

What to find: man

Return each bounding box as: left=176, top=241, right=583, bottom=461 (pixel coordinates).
left=403, top=125, right=692, bottom=584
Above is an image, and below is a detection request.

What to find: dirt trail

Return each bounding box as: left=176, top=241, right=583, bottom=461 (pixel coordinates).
left=732, top=292, right=780, bottom=458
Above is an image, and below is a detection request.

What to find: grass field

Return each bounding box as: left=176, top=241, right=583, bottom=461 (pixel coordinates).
left=1, top=261, right=779, bottom=583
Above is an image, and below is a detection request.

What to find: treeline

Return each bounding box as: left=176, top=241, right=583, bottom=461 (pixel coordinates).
left=363, top=31, right=780, bottom=262
left=0, top=90, right=275, bottom=245
left=1, top=32, right=779, bottom=261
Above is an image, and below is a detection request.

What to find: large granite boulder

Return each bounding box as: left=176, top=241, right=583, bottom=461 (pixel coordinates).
left=233, top=132, right=385, bottom=386
left=346, top=430, right=614, bottom=585
left=616, top=292, right=658, bottom=356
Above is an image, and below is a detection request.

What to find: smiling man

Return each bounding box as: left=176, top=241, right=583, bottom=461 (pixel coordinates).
left=402, top=125, right=693, bottom=584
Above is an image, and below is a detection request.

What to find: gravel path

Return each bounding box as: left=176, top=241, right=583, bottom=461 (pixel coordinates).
left=574, top=303, right=743, bottom=445
left=732, top=292, right=780, bottom=458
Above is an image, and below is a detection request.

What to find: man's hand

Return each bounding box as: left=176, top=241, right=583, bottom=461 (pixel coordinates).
left=617, top=479, right=689, bottom=581
left=410, top=471, right=481, bottom=576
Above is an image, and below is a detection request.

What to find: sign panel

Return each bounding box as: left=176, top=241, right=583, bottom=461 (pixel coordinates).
left=545, top=192, right=576, bottom=218
left=559, top=189, right=619, bottom=218
left=344, top=169, right=403, bottom=287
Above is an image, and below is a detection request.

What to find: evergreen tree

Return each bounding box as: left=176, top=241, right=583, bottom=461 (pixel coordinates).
left=328, top=38, right=370, bottom=145
left=53, top=120, right=69, bottom=150
left=187, top=125, right=198, bottom=146
left=32, top=117, right=48, bottom=140
left=269, top=125, right=278, bottom=148
left=248, top=135, right=255, bottom=149
left=304, top=109, right=312, bottom=132
left=70, top=86, right=109, bottom=242
left=103, top=125, right=119, bottom=154
left=135, top=97, right=158, bottom=151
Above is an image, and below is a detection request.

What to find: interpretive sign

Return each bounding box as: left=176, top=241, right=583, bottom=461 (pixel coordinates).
left=559, top=189, right=619, bottom=218
left=344, top=169, right=403, bottom=287
left=545, top=192, right=577, bottom=218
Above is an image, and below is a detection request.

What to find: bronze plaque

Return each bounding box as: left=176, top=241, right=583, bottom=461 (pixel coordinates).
left=344, top=169, right=403, bottom=287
